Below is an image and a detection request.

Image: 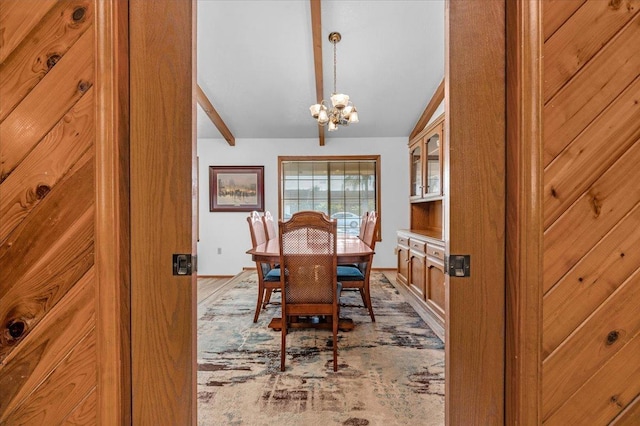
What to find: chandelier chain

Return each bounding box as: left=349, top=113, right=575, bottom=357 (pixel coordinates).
left=333, top=38, right=337, bottom=94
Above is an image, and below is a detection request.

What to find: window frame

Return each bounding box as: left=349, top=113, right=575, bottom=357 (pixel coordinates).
left=278, top=155, right=381, bottom=241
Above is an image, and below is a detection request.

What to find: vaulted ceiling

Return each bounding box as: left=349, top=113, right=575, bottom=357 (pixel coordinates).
left=196, top=0, right=445, bottom=142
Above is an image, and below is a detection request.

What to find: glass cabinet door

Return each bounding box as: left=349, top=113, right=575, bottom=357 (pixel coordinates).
left=425, top=130, right=441, bottom=196
left=410, top=144, right=423, bottom=198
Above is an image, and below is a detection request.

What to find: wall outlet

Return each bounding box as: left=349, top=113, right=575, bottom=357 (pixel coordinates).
left=217, top=247, right=222, bottom=255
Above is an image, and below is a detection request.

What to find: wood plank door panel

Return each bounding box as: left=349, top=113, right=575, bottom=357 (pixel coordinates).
left=445, top=1, right=506, bottom=423
left=0, top=0, right=99, bottom=422
left=130, top=0, right=197, bottom=424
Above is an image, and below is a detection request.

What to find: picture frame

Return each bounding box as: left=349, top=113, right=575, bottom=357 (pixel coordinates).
left=209, top=165, right=264, bottom=212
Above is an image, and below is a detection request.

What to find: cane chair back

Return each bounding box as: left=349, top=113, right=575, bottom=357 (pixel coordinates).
left=279, top=211, right=340, bottom=371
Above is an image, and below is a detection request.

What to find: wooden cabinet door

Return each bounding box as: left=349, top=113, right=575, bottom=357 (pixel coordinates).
left=426, top=257, right=446, bottom=319
left=397, top=235, right=410, bottom=285
left=409, top=250, right=427, bottom=300
left=397, top=244, right=410, bottom=285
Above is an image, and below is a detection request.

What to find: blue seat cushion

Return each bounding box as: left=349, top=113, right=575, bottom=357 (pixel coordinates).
left=337, top=265, right=365, bottom=281
left=264, top=268, right=281, bottom=282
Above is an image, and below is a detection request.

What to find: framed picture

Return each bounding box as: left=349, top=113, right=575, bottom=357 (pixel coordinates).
left=209, top=166, right=264, bottom=212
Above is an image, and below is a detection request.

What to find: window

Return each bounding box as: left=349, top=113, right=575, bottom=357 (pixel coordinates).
left=278, top=156, right=380, bottom=237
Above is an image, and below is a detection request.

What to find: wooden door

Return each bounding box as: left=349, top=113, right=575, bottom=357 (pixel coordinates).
left=129, top=0, right=197, bottom=424
left=445, top=0, right=506, bottom=423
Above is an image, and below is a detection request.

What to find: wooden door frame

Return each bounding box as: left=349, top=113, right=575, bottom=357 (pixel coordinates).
left=91, top=0, right=544, bottom=423
left=95, top=0, right=131, bottom=423
left=505, top=0, right=543, bottom=424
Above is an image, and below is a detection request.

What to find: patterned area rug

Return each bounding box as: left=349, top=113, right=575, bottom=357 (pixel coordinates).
left=198, top=272, right=444, bottom=425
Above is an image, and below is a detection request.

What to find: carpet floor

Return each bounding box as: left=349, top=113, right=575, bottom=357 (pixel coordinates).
left=197, top=271, right=444, bottom=425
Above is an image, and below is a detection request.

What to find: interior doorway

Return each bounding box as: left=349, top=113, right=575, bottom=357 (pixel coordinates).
left=127, top=0, right=508, bottom=423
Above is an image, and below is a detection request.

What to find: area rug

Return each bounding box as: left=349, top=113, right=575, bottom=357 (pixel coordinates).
left=197, top=271, right=444, bottom=425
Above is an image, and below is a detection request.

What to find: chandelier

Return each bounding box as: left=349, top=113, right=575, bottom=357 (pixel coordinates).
left=309, top=32, right=358, bottom=131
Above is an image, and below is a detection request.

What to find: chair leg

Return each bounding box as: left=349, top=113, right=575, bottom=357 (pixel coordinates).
left=358, top=288, right=367, bottom=308
left=254, top=284, right=265, bottom=323
left=281, top=316, right=287, bottom=372
left=263, top=288, right=273, bottom=308
left=332, top=313, right=338, bottom=372
left=364, top=286, right=375, bottom=322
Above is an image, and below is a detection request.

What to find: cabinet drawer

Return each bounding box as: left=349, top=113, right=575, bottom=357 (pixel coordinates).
left=397, top=235, right=409, bottom=246
left=409, top=239, right=427, bottom=253
left=426, top=243, right=444, bottom=260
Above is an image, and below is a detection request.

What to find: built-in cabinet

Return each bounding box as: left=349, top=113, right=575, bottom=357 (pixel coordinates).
left=409, top=114, right=444, bottom=201
left=398, top=231, right=446, bottom=331
left=397, top=113, right=446, bottom=339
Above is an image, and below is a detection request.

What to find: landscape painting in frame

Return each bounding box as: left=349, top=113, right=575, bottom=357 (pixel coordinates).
left=209, top=166, right=264, bottom=212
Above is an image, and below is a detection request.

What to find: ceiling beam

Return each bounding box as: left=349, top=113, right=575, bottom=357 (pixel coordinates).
left=310, top=0, right=325, bottom=146
left=409, top=78, right=445, bottom=140
left=196, top=84, right=235, bottom=146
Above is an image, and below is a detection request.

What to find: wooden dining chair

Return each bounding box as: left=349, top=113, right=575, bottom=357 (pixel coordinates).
left=278, top=211, right=341, bottom=372
left=337, top=211, right=378, bottom=321
left=247, top=212, right=280, bottom=323
left=262, top=210, right=277, bottom=240
left=358, top=211, right=369, bottom=241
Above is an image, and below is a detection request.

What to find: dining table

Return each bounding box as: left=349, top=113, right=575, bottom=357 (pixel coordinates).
left=246, top=235, right=374, bottom=331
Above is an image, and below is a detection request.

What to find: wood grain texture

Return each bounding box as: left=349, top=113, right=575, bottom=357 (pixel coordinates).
left=94, top=0, right=131, bottom=423
left=2, top=330, right=96, bottom=425
left=542, top=0, right=585, bottom=41
left=543, top=203, right=640, bottom=356
left=0, top=26, right=94, bottom=181
left=0, top=88, right=94, bottom=243
left=0, top=0, right=93, bottom=121
left=0, top=0, right=57, bottom=63
left=130, top=0, right=197, bottom=423
left=610, top=393, right=640, bottom=426
left=543, top=0, right=640, bottom=101
left=445, top=0, right=506, bottom=423
left=505, top=0, right=544, bottom=424
left=0, top=204, right=93, bottom=363
left=542, top=267, right=640, bottom=418
left=543, top=333, right=640, bottom=425
left=0, top=269, right=95, bottom=420
left=63, top=387, right=97, bottom=425
left=0, top=0, right=99, bottom=422
left=543, top=13, right=640, bottom=166
left=543, top=140, right=640, bottom=287
left=543, top=75, right=640, bottom=228
left=0, top=154, right=94, bottom=300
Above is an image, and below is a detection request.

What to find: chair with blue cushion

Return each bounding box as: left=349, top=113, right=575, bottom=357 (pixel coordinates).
left=247, top=211, right=280, bottom=323
left=337, top=211, right=378, bottom=321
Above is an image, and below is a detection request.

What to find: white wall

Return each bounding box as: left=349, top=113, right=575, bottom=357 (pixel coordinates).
left=197, top=136, right=409, bottom=276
